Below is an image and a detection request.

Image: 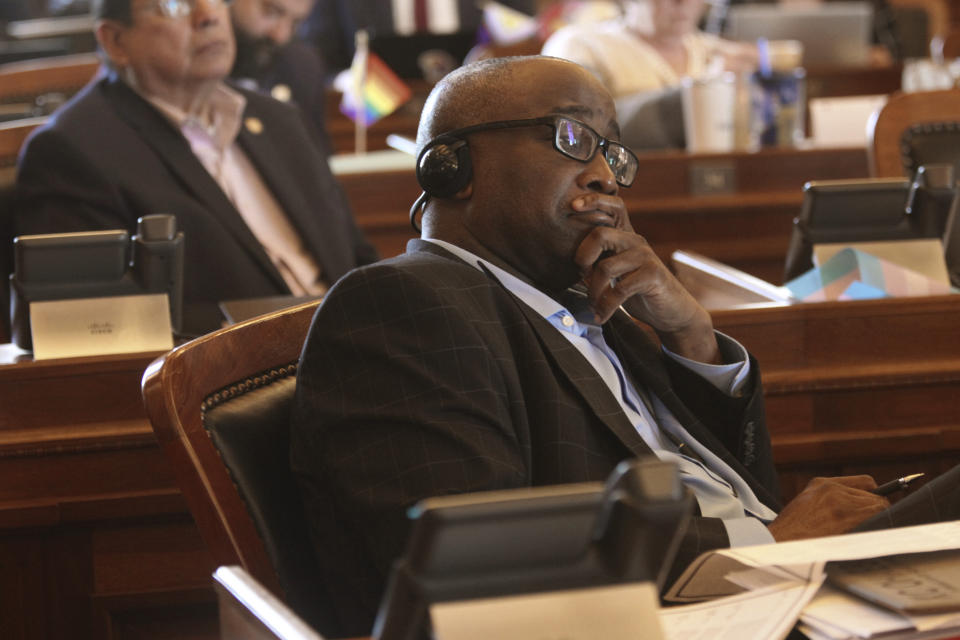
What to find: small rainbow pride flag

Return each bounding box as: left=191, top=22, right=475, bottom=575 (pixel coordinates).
left=340, top=46, right=412, bottom=128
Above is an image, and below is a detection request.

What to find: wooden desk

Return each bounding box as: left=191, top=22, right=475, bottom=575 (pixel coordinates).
left=340, top=146, right=871, bottom=284
left=0, top=347, right=218, bottom=640
left=3, top=297, right=956, bottom=638
left=804, top=64, right=903, bottom=102
left=713, top=294, right=960, bottom=499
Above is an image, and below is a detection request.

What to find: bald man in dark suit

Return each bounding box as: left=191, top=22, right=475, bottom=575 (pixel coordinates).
left=289, top=55, right=955, bottom=637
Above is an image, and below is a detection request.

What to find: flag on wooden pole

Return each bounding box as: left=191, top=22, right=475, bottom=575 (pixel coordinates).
left=339, top=30, right=412, bottom=133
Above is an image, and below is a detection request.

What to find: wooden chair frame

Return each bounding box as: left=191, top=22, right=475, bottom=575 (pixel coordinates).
left=867, top=88, right=960, bottom=177
left=0, top=52, right=101, bottom=104
left=141, top=300, right=320, bottom=598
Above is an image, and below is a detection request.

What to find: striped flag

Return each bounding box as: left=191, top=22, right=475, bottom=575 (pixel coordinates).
left=339, top=36, right=412, bottom=127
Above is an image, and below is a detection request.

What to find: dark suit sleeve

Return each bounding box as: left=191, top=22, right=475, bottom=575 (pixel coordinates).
left=291, top=264, right=528, bottom=632
left=15, top=127, right=134, bottom=236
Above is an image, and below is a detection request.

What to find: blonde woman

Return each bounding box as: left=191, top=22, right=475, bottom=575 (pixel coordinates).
left=542, top=0, right=756, bottom=97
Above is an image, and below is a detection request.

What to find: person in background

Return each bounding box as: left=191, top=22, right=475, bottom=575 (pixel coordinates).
left=542, top=0, right=756, bottom=97
left=299, top=0, right=538, bottom=80
left=229, top=0, right=332, bottom=145
left=15, top=0, right=378, bottom=336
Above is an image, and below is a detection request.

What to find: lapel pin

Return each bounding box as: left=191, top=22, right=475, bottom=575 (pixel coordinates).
left=244, top=117, right=263, bottom=135
left=270, top=84, right=292, bottom=103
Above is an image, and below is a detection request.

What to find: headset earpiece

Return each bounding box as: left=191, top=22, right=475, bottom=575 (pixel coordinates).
left=415, top=135, right=472, bottom=198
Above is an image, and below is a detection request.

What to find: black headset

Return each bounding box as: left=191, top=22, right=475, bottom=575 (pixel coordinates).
left=409, top=133, right=474, bottom=231
left=415, top=134, right=472, bottom=198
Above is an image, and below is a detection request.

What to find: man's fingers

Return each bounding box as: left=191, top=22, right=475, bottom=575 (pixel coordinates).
left=808, top=475, right=879, bottom=492
left=770, top=475, right=890, bottom=542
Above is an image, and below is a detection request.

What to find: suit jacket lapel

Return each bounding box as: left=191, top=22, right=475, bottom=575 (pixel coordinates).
left=235, top=98, right=335, bottom=280
left=513, top=300, right=655, bottom=459
left=406, top=241, right=653, bottom=459
left=605, top=317, right=781, bottom=510
left=103, top=76, right=288, bottom=291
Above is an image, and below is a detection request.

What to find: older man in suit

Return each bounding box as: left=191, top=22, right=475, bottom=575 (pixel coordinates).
left=15, top=0, right=377, bottom=335
left=290, top=55, right=905, bottom=637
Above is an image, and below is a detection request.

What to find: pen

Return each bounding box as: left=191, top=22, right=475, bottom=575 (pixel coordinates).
left=872, top=473, right=925, bottom=496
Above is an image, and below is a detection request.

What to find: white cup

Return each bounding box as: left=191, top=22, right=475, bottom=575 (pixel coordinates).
left=682, top=73, right=737, bottom=153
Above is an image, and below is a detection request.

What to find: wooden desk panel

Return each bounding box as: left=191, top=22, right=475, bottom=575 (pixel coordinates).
left=0, top=350, right=218, bottom=640
left=712, top=295, right=960, bottom=499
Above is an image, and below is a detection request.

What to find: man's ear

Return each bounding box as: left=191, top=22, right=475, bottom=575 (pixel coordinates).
left=95, top=20, right=130, bottom=68
left=453, top=183, right=473, bottom=199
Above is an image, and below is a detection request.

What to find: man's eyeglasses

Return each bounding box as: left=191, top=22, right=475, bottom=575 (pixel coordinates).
left=443, top=115, right=640, bottom=187
left=141, top=0, right=232, bottom=19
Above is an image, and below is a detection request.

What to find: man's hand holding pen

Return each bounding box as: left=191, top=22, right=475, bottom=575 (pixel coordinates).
left=768, top=476, right=891, bottom=542
left=871, top=473, right=925, bottom=497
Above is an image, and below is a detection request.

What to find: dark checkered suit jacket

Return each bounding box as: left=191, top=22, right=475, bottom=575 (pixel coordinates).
left=291, top=239, right=782, bottom=637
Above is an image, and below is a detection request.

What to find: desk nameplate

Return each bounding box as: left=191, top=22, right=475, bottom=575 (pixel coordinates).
left=30, top=293, right=173, bottom=360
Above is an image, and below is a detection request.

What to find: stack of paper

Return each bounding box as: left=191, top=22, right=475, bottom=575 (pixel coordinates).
left=660, top=522, right=960, bottom=640
left=800, top=584, right=960, bottom=640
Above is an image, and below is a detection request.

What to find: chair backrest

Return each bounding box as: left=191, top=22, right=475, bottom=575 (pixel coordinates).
left=867, top=88, right=960, bottom=177
left=141, top=299, right=335, bottom=634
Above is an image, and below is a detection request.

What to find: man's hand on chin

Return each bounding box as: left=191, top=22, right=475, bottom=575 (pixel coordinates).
left=574, top=223, right=720, bottom=365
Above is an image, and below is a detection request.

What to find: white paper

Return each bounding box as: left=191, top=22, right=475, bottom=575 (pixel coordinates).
left=722, top=522, right=960, bottom=568
left=802, top=585, right=915, bottom=638
left=801, top=591, right=960, bottom=640
left=726, top=567, right=802, bottom=591
left=798, top=621, right=855, bottom=640
left=809, top=95, right=887, bottom=148
left=30, top=293, right=173, bottom=359
left=668, top=522, right=960, bottom=602
left=430, top=583, right=663, bottom=640
left=660, top=579, right=823, bottom=640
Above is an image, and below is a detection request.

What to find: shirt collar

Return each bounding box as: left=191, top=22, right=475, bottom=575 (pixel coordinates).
left=422, top=238, right=599, bottom=332
left=135, top=81, right=247, bottom=151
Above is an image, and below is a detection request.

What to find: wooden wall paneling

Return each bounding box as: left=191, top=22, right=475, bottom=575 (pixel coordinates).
left=804, top=65, right=903, bottom=102
left=0, top=534, right=50, bottom=639
left=0, top=53, right=100, bottom=105
left=712, top=295, right=960, bottom=502
left=0, top=350, right=219, bottom=640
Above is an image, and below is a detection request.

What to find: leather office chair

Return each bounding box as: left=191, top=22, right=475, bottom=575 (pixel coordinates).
left=141, top=299, right=338, bottom=636
left=867, top=88, right=960, bottom=177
